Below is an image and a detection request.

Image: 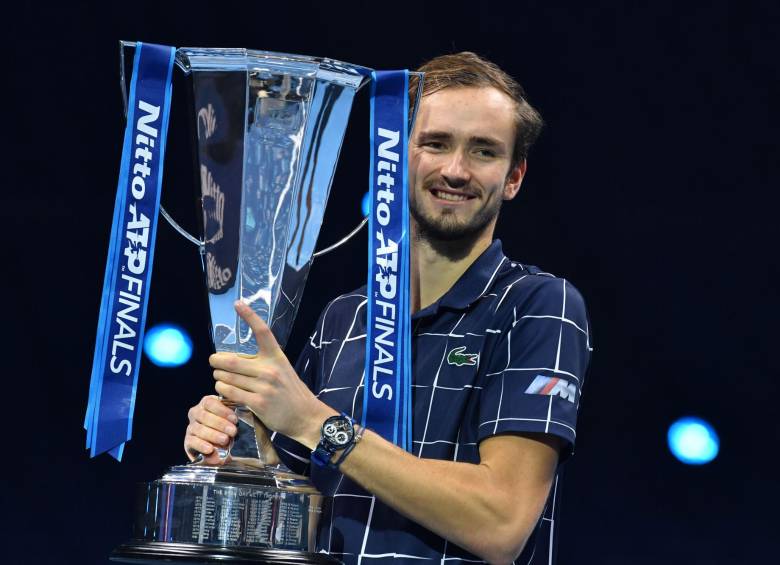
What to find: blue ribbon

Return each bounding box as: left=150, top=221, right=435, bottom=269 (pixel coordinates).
left=84, top=42, right=175, bottom=460
left=363, top=70, right=413, bottom=451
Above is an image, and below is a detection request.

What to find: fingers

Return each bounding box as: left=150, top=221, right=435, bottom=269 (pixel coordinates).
left=184, top=395, right=238, bottom=462
left=212, top=368, right=279, bottom=395
left=184, top=435, right=229, bottom=466
left=234, top=301, right=283, bottom=356
left=201, top=395, right=238, bottom=423
left=188, top=401, right=238, bottom=439
left=187, top=421, right=232, bottom=448
left=188, top=397, right=239, bottom=432
left=215, top=381, right=254, bottom=407
left=184, top=434, right=214, bottom=461
left=209, top=353, right=265, bottom=376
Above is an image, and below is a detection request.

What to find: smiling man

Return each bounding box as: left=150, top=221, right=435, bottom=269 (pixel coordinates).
left=185, top=52, right=592, bottom=564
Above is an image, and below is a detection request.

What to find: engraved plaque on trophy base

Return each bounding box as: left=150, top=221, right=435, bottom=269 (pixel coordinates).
left=111, top=464, right=340, bottom=564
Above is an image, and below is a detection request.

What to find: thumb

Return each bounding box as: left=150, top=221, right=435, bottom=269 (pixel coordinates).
left=234, top=300, right=282, bottom=356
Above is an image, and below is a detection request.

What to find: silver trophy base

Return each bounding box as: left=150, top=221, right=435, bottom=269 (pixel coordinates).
left=118, top=462, right=337, bottom=563
left=111, top=542, right=340, bottom=564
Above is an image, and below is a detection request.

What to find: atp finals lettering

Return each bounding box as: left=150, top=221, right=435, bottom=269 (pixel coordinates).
left=110, top=99, right=160, bottom=376
left=371, top=127, right=401, bottom=400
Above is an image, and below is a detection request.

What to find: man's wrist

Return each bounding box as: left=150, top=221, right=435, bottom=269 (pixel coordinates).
left=328, top=422, right=365, bottom=469
left=293, top=401, right=338, bottom=450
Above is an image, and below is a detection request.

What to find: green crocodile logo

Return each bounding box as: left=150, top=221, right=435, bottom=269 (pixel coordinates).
left=447, top=346, right=479, bottom=367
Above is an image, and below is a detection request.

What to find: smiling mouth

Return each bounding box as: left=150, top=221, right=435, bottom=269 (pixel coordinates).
left=430, top=189, right=476, bottom=202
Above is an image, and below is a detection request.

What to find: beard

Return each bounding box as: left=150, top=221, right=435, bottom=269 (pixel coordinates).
left=408, top=182, right=504, bottom=261
left=409, top=184, right=503, bottom=243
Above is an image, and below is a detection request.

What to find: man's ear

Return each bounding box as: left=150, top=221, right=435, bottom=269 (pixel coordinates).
left=503, top=159, right=527, bottom=200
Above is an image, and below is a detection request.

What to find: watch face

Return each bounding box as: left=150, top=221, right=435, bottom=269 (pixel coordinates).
left=323, top=416, right=354, bottom=448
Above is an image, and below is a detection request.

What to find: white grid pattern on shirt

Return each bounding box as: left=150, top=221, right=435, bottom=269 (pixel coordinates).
left=418, top=312, right=467, bottom=458
left=479, top=278, right=584, bottom=441
left=305, top=261, right=589, bottom=564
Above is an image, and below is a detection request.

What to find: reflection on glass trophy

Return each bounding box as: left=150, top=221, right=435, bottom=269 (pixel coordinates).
left=111, top=44, right=371, bottom=564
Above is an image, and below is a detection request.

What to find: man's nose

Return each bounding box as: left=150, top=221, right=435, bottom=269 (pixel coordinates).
left=440, top=150, right=470, bottom=188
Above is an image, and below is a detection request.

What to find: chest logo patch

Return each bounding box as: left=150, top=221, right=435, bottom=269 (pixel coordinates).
left=447, top=346, right=479, bottom=367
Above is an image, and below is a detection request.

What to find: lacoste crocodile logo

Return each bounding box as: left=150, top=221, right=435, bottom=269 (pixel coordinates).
left=447, top=346, right=479, bottom=367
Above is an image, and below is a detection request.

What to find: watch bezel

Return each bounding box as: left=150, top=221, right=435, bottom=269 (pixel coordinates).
left=321, top=414, right=355, bottom=450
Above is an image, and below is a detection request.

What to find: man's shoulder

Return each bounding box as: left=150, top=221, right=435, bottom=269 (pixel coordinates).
left=490, top=259, right=588, bottom=318
left=309, top=286, right=368, bottom=338
left=321, top=285, right=369, bottom=314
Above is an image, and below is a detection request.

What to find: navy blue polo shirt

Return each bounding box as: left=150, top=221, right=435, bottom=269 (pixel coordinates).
left=274, top=239, right=592, bottom=564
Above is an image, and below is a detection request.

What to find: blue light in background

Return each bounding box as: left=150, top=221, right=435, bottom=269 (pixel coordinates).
left=361, top=191, right=371, bottom=217
left=144, top=324, right=193, bottom=367
left=667, top=416, right=719, bottom=465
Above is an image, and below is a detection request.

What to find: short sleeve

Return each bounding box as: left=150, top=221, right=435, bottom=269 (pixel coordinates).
left=477, top=277, right=592, bottom=460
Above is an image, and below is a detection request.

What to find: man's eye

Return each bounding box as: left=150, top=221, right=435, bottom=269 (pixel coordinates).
left=475, top=148, right=497, bottom=158
left=421, top=141, right=445, bottom=150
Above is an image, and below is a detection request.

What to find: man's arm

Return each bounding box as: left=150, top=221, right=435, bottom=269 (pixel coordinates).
left=212, top=302, right=559, bottom=564
left=317, top=425, right=559, bottom=564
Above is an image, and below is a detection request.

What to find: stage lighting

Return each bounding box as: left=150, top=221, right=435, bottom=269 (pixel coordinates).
left=667, top=416, right=719, bottom=465
left=144, top=324, right=193, bottom=367
left=361, top=191, right=370, bottom=217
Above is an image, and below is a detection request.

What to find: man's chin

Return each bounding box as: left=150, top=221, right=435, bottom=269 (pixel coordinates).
left=422, top=226, right=477, bottom=242
left=414, top=215, right=489, bottom=243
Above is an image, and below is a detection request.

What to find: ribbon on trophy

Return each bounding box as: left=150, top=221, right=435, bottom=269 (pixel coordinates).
left=363, top=70, right=413, bottom=451
left=84, top=42, right=176, bottom=460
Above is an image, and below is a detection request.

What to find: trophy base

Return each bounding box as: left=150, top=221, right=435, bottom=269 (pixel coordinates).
left=111, top=541, right=341, bottom=564
left=127, top=462, right=327, bottom=557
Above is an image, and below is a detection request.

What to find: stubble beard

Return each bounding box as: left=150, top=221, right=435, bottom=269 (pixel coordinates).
left=409, top=185, right=503, bottom=259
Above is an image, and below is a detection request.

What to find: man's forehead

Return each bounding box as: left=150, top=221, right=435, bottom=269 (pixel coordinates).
left=417, top=86, right=515, bottom=112
left=414, top=86, right=516, bottom=144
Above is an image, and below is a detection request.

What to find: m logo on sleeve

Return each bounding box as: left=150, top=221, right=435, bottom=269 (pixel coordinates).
left=447, top=346, right=479, bottom=367
left=525, top=375, right=577, bottom=403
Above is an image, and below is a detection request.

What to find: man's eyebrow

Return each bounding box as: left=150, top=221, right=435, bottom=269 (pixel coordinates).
left=416, top=130, right=505, bottom=148
left=469, top=135, right=504, bottom=148
left=416, top=130, right=452, bottom=141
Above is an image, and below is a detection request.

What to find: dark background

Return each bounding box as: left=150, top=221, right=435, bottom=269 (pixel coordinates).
left=8, top=1, right=779, bottom=563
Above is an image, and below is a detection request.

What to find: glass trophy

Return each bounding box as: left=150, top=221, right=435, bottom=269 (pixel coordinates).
left=111, top=44, right=371, bottom=564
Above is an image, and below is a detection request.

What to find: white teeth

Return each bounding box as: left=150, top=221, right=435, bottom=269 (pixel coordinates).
left=433, top=190, right=468, bottom=202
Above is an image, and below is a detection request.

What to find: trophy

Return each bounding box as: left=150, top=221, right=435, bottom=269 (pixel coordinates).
left=110, top=44, right=372, bottom=564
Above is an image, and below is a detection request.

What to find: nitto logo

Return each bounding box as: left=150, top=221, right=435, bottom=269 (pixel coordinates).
left=447, top=346, right=479, bottom=367
left=525, top=375, right=577, bottom=403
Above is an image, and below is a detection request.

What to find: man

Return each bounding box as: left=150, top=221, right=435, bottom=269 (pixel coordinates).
left=185, top=52, right=591, bottom=564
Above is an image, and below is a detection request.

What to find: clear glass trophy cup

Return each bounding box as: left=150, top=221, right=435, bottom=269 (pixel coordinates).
left=111, top=43, right=371, bottom=564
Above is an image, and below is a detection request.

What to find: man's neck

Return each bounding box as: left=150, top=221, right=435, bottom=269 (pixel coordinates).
left=410, top=224, right=495, bottom=313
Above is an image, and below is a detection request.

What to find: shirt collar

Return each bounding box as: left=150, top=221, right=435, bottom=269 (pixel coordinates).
left=413, top=239, right=506, bottom=318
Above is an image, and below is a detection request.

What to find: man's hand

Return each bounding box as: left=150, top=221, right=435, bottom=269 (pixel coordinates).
left=184, top=395, right=238, bottom=464
left=210, top=301, right=335, bottom=445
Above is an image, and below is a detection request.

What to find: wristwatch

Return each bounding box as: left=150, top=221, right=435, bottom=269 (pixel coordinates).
left=311, top=413, right=357, bottom=469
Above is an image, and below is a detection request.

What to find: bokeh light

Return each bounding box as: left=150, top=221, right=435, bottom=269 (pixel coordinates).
left=144, top=324, right=193, bottom=367
left=667, top=416, right=719, bottom=465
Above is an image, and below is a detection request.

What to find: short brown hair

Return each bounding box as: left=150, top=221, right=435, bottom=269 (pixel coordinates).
left=409, top=52, right=544, bottom=167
